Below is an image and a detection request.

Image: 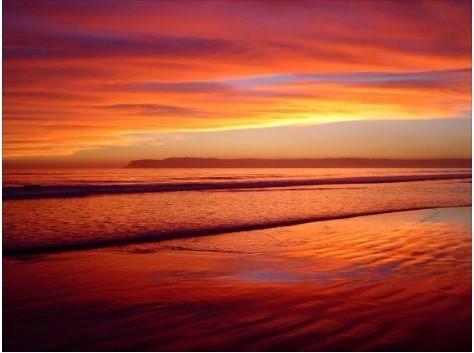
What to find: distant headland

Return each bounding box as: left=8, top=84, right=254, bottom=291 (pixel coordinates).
left=125, top=158, right=472, bottom=168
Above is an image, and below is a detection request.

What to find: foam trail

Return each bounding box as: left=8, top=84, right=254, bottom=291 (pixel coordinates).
left=3, top=204, right=470, bottom=256
left=3, top=173, right=471, bottom=200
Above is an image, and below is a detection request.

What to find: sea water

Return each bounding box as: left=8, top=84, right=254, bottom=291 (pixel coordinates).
left=3, top=168, right=471, bottom=254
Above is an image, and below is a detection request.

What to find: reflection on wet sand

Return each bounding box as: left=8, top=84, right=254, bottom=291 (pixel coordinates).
left=3, top=207, right=471, bottom=351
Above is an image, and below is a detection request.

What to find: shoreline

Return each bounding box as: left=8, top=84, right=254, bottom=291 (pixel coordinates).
left=3, top=204, right=472, bottom=257
left=3, top=206, right=472, bottom=351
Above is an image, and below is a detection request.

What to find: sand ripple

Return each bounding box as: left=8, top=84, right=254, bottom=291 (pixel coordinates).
left=3, top=207, right=471, bottom=351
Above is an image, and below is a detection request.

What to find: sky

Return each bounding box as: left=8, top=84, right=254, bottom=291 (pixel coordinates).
left=3, top=0, right=472, bottom=167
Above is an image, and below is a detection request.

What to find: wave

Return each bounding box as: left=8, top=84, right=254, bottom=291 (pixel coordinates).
left=3, top=204, right=470, bottom=256
left=3, top=173, right=471, bottom=200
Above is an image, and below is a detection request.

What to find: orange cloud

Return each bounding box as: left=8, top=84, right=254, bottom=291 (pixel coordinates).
left=3, top=0, right=471, bottom=159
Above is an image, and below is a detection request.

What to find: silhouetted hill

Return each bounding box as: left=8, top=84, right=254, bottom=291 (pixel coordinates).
left=125, top=158, right=472, bottom=168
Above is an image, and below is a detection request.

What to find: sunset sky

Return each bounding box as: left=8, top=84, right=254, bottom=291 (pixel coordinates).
left=3, top=0, right=472, bottom=167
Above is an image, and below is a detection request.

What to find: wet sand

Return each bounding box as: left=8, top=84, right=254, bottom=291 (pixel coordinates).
left=3, top=207, right=472, bottom=351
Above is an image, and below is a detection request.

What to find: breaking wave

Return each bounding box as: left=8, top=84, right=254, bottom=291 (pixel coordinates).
left=4, top=205, right=471, bottom=256
left=4, top=173, right=471, bottom=200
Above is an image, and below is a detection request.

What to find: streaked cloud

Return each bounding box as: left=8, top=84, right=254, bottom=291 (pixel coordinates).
left=3, top=0, right=471, bottom=160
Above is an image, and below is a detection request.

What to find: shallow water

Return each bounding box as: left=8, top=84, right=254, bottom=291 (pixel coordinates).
left=3, top=168, right=471, bottom=254
left=3, top=207, right=471, bottom=351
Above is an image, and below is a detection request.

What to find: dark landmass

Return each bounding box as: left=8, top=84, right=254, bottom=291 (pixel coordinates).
left=126, top=157, right=472, bottom=168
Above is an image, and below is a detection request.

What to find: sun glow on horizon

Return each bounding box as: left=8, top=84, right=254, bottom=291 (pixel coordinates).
left=3, top=0, right=472, bottom=165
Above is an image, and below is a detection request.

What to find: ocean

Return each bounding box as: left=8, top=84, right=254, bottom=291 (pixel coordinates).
left=3, top=167, right=472, bottom=255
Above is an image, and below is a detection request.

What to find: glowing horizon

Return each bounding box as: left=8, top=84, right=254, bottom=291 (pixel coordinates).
left=3, top=0, right=472, bottom=165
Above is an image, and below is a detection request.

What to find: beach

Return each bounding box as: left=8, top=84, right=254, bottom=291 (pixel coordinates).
left=3, top=206, right=471, bottom=351
left=4, top=0, right=472, bottom=350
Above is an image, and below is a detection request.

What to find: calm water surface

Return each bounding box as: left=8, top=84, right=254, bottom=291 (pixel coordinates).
left=3, top=168, right=471, bottom=254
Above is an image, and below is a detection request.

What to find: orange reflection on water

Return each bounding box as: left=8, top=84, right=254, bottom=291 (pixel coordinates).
left=3, top=207, right=471, bottom=351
